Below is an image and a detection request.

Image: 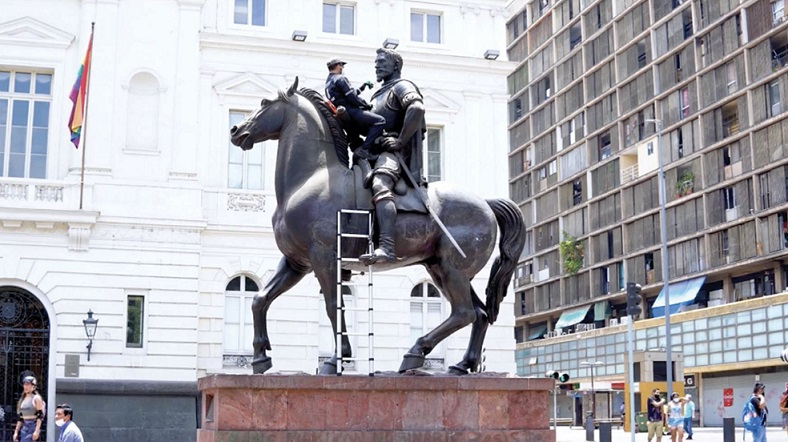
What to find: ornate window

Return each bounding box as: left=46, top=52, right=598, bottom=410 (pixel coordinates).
left=223, top=275, right=259, bottom=355
left=233, top=0, right=265, bottom=26
left=0, top=69, right=52, bottom=178
left=126, top=295, right=145, bottom=348
left=323, top=2, right=355, bottom=35
left=410, top=282, right=446, bottom=368
left=228, top=111, right=264, bottom=189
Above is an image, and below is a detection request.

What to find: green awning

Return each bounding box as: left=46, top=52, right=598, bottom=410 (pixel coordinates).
left=594, top=301, right=611, bottom=321
left=526, top=324, right=547, bottom=341
left=554, top=304, right=592, bottom=329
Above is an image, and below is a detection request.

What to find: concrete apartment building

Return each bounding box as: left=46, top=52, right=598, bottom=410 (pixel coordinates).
left=507, top=0, right=788, bottom=426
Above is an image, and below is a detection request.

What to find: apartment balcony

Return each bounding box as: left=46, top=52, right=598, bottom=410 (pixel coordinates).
left=0, top=178, right=68, bottom=207
left=621, top=164, right=640, bottom=184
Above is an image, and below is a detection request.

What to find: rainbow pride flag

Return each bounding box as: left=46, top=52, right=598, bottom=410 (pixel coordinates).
left=68, top=30, right=93, bottom=149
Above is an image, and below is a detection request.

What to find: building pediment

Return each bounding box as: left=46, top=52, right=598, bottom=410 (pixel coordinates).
left=214, top=72, right=279, bottom=98
left=421, top=89, right=460, bottom=115
left=0, top=17, right=74, bottom=49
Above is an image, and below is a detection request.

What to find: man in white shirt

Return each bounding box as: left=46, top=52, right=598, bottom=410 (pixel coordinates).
left=683, top=394, right=695, bottom=440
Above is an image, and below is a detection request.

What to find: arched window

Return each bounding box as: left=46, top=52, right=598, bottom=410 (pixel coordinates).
left=125, top=72, right=160, bottom=151
left=223, top=274, right=259, bottom=354
left=410, top=282, right=445, bottom=364
left=318, top=286, right=355, bottom=357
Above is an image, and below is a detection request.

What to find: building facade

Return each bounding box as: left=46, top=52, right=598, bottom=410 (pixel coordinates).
left=0, top=1, right=515, bottom=440
left=507, top=0, right=788, bottom=427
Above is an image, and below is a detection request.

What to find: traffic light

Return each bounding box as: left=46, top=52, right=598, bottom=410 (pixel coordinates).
left=546, top=370, right=570, bottom=383
left=626, top=282, right=642, bottom=317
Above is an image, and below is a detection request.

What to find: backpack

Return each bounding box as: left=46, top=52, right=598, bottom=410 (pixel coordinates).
left=742, top=399, right=761, bottom=432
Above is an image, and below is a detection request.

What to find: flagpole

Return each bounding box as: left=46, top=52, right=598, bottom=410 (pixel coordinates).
left=79, top=22, right=95, bottom=210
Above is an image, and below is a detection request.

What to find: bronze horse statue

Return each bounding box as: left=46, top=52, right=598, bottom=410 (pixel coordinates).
left=229, top=77, right=525, bottom=375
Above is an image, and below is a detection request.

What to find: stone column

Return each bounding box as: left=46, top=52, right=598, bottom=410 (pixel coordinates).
left=723, top=274, right=734, bottom=303
left=169, top=0, right=206, bottom=181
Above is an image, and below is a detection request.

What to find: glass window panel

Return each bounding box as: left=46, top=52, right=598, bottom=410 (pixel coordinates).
left=670, top=324, right=682, bottom=335
left=605, top=335, right=615, bottom=344
left=251, top=0, right=265, bottom=26
left=684, top=333, right=695, bottom=344
left=243, top=323, right=253, bottom=350
left=227, top=276, right=242, bottom=291
left=784, top=317, right=788, bottom=329
left=685, top=356, right=695, bottom=367
left=606, top=355, right=615, bottom=364
left=751, top=308, right=765, bottom=321
left=234, top=0, right=248, bottom=24
left=410, top=13, right=424, bottom=42
left=426, top=303, right=442, bottom=328
left=646, top=327, right=658, bottom=338
left=228, top=164, right=243, bottom=188
left=696, top=330, right=707, bottom=341
left=737, top=323, right=751, bottom=336
left=0, top=99, right=7, bottom=170
left=709, top=340, right=722, bottom=352
left=723, top=326, right=735, bottom=338
left=244, top=296, right=253, bottom=324
left=672, top=334, right=682, bottom=344
left=695, top=354, right=708, bottom=366
left=636, top=329, right=646, bottom=340
left=636, top=339, right=645, bottom=351
left=723, top=351, right=736, bottom=363
left=767, top=305, right=782, bottom=318
left=737, top=336, right=752, bottom=348
left=0, top=71, right=9, bottom=91
left=225, top=297, right=241, bottom=323
left=322, top=3, right=336, bottom=33
left=426, top=14, right=441, bottom=43
left=339, top=6, right=354, bottom=35
left=752, top=321, right=766, bottom=333
left=708, top=316, right=721, bottom=328
left=752, top=334, right=767, bottom=346
left=588, top=346, right=596, bottom=356
left=29, top=155, right=45, bottom=179
left=647, top=338, right=658, bottom=349
left=544, top=354, right=553, bottom=363
left=722, top=314, right=735, bottom=325
left=247, top=142, right=263, bottom=164
left=224, top=323, right=240, bottom=350
left=710, top=353, right=723, bottom=364
left=34, top=74, right=52, bottom=95
left=753, top=348, right=768, bottom=359
left=245, top=278, right=259, bottom=291
left=410, top=302, right=423, bottom=342
left=709, top=328, right=721, bottom=340
left=247, top=165, right=263, bottom=190
left=771, top=345, right=783, bottom=358
left=768, top=318, right=782, bottom=330
left=683, top=344, right=695, bottom=355
left=736, top=311, right=751, bottom=323
left=14, top=72, right=31, bottom=93
left=126, top=296, right=144, bottom=347
left=696, top=341, right=708, bottom=353
left=615, top=333, right=625, bottom=343
left=723, top=338, right=735, bottom=350
left=768, top=331, right=783, bottom=345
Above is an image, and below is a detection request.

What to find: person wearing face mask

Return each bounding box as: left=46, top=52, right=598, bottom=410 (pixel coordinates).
left=666, top=392, right=688, bottom=442
left=54, top=404, right=83, bottom=442
left=647, top=388, right=666, bottom=442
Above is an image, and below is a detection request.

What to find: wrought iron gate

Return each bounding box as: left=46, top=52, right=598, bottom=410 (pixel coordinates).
left=0, top=287, right=50, bottom=442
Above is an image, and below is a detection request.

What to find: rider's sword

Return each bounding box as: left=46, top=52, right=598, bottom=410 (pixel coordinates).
left=393, top=152, right=467, bottom=258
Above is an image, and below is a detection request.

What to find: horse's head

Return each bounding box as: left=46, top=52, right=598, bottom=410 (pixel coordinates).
left=230, top=77, right=299, bottom=151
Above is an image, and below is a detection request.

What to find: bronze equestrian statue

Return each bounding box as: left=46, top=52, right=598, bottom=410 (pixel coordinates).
left=229, top=50, right=525, bottom=376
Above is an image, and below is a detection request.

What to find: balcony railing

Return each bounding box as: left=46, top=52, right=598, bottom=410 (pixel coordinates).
left=621, top=164, right=640, bottom=184
left=0, top=179, right=67, bottom=206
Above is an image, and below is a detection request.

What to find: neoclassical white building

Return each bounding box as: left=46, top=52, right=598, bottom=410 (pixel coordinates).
left=0, top=1, right=514, bottom=440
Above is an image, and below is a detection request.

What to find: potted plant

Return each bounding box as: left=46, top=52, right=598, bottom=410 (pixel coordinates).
left=559, top=231, right=584, bottom=276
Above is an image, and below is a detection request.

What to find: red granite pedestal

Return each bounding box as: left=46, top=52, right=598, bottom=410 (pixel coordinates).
left=197, top=373, right=555, bottom=442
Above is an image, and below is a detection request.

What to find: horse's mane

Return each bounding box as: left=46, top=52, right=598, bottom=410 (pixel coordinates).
left=296, top=87, right=350, bottom=168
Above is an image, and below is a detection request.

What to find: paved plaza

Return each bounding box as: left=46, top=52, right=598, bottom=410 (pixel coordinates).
left=555, top=425, right=787, bottom=442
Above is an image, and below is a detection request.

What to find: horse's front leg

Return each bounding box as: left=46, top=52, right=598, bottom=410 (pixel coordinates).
left=251, top=256, right=308, bottom=374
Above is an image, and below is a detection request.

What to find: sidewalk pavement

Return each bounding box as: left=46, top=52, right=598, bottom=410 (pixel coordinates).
left=555, top=425, right=786, bottom=441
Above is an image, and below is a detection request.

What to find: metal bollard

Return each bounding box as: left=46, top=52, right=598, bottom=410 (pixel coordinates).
left=723, top=417, right=735, bottom=442
left=598, top=422, right=612, bottom=442
left=586, top=416, right=595, bottom=441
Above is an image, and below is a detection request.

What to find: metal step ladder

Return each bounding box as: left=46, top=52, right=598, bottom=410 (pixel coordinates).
left=335, top=209, right=375, bottom=376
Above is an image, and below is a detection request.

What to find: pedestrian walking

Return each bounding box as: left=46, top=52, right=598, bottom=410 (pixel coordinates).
left=647, top=388, right=666, bottom=442
left=683, top=394, right=695, bottom=440
left=13, top=376, right=44, bottom=442
left=55, top=404, right=84, bottom=442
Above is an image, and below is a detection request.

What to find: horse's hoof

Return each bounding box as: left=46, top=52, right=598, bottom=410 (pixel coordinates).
left=398, top=353, right=425, bottom=373
left=319, top=358, right=338, bottom=375
left=447, top=365, right=470, bottom=376
left=251, top=356, right=272, bottom=374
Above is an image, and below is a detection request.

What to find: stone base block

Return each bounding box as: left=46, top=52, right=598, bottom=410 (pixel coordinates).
left=197, top=374, right=555, bottom=442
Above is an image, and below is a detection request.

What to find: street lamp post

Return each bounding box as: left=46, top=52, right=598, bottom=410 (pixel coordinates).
left=581, top=361, right=604, bottom=422
left=645, top=118, right=673, bottom=400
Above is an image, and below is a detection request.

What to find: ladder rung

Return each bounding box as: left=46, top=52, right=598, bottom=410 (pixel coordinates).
left=337, top=282, right=373, bottom=287
left=341, top=307, right=373, bottom=312
left=338, top=332, right=374, bottom=337
left=339, top=258, right=362, bottom=262
left=339, top=233, right=370, bottom=238
left=339, top=209, right=371, bottom=214
left=340, top=357, right=375, bottom=362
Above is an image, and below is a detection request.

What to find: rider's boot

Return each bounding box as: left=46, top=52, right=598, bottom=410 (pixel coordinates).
left=360, top=197, right=398, bottom=265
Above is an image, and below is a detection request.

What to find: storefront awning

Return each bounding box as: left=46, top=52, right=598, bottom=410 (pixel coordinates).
left=594, top=301, right=611, bottom=321
left=554, top=304, right=592, bottom=329
left=651, top=276, right=706, bottom=318
left=526, top=324, right=547, bottom=341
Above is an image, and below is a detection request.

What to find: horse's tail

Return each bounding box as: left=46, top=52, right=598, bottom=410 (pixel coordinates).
left=484, top=198, right=526, bottom=325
